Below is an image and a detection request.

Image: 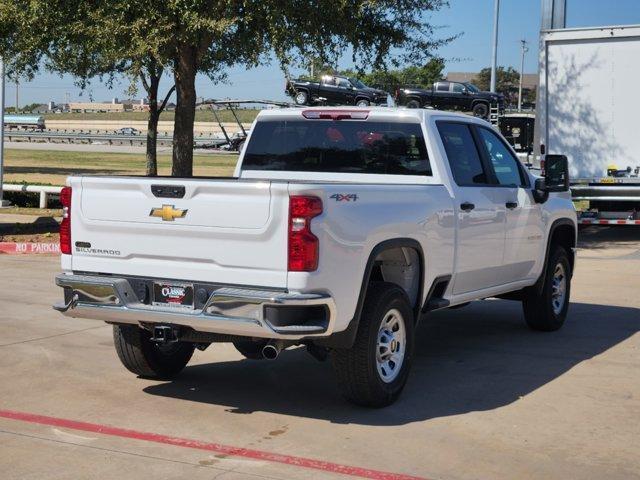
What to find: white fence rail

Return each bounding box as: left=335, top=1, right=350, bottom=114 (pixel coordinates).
left=2, top=184, right=63, bottom=208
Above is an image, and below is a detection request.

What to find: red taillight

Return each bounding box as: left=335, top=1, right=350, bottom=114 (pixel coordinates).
left=288, top=195, right=322, bottom=272
left=302, top=110, right=369, bottom=120
left=60, top=186, right=72, bottom=255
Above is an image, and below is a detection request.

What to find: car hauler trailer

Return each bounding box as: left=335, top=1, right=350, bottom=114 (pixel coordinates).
left=537, top=25, right=640, bottom=226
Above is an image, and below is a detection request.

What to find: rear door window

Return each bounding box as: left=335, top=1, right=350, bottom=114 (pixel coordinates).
left=243, top=120, right=432, bottom=176
left=436, top=122, right=489, bottom=185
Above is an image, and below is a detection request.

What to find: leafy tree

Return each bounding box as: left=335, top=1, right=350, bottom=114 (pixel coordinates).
left=22, top=102, right=43, bottom=112
left=1, top=0, right=453, bottom=177
left=338, top=58, right=445, bottom=95
left=473, top=66, right=522, bottom=104
left=0, top=1, right=175, bottom=176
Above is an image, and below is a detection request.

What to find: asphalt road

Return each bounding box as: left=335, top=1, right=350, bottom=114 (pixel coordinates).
left=5, top=141, right=235, bottom=156
left=0, top=226, right=638, bottom=480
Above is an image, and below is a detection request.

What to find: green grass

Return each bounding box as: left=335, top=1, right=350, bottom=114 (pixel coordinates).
left=43, top=109, right=260, bottom=123
left=0, top=207, right=63, bottom=217
left=3, top=149, right=239, bottom=186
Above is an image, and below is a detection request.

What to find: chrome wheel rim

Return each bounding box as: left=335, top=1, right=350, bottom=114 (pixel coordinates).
left=356, top=100, right=369, bottom=107
left=295, top=92, right=307, bottom=104
left=376, top=308, right=406, bottom=383
left=551, top=263, right=567, bottom=315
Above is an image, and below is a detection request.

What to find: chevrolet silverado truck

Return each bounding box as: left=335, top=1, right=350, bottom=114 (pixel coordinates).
left=54, top=107, right=576, bottom=407
left=396, top=81, right=504, bottom=119
left=287, top=75, right=388, bottom=106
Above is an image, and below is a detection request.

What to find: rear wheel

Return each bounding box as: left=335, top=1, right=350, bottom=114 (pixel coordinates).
left=522, top=246, right=571, bottom=331
left=113, top=325, right=194, bottom=379
left=331, top=282, right=415, bottom=407
left=472, top=102, right=489, bottom=118
left=294, top=91, right=309, bottom=105
left=406, top=99, right=420, bottom=109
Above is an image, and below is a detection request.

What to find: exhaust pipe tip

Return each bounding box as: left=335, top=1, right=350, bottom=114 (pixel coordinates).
left=262, top=343, right=281, bottom=360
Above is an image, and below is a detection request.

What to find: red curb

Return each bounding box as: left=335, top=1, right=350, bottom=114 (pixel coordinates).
left=0, top=242, right=60, bottom=254
left=0, top=409, right=427, bottom=480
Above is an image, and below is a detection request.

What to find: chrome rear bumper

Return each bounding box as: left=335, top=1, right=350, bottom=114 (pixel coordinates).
left=53, top=274, right=335, bottom=339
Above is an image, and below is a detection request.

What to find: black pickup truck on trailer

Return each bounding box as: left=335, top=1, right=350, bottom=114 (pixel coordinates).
left=395, top=81, right=504, bottom=119
left=286, top=75, right=389, bottom=107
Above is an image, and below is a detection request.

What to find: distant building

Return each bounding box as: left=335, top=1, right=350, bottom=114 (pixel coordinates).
left=68, top=102, right=132, bottom=113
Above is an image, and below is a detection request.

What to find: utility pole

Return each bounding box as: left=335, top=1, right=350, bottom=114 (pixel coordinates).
left=0, top=59, right=7, bottom=207
left=518, top=39, right=529, bottom=111
left=490, top=0, right=500, bottom=93
left=15, top=79, right=18, bottom=113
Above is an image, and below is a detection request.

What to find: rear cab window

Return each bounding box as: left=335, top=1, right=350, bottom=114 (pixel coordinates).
left=243, top=117, right=432, bottom=176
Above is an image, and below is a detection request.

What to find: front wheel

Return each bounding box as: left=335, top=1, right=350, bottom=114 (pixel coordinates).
left=522, top=246, right=571, bottom=331
left=331, top=282, right=415, bottom=407
left=113, top=325, right=194, bottom=379
left=355, top=99, right=370, bottom=107
left=406, top=99, right=420, bottom=109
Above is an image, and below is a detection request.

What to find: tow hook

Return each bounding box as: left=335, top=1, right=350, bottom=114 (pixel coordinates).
left=52, top=293, right=79, bottom=313
left=150, top=325, right=180, bottom=344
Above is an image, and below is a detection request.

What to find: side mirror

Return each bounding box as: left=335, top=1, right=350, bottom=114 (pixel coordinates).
left=533, top=154, right=570, bottom=202
left=462, top=88, right=469, bottom=95
left=543, top=154, right=570, bottom=192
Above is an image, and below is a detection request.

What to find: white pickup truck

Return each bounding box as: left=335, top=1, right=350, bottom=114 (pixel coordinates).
left=54, top=107, right=577, bottom=407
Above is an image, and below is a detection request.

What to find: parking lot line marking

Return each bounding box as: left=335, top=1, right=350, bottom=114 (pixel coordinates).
left=0, top=409, right=428, bottom=480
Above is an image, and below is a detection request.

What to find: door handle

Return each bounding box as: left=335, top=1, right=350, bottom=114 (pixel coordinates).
left=506, top=201, right=518, bottom=210
left=460, top=202, right=475, bottom=212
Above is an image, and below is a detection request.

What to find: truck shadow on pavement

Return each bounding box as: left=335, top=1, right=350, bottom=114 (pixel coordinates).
left=143, top=299, right=639, bottom=425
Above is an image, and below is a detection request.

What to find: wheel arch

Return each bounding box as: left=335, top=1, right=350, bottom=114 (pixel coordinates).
left=354, top=95, right=372, bottom=104
left=471, top=99, right=490, bottom=111
left=406, top=96, right=422, bottom=107
left=315, top=238, right=425, bottom=349
left=293, top=87, right=310, bottom=101
left=535, top=218, right=577, bottom=294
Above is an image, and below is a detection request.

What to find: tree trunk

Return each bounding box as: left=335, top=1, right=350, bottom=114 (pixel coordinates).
left=146, top=106, right=160, bottom=176
left=172, top=46, right=198, bottom=177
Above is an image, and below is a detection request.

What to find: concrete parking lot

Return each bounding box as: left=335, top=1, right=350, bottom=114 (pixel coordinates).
left=0, top=227, right=638, bottom=480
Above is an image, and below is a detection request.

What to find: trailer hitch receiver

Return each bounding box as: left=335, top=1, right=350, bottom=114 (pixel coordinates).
left=150, top=325, right=179, bottom=344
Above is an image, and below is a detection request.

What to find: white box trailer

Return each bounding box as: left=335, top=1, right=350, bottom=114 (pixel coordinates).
left=537, top=25, right=640, bottom=225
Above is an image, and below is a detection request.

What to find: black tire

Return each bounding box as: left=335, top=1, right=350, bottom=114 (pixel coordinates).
left=522, top=246, right=571, bottom=331
left=331, top=282, right=415, bottom=408
left=406, top=99, right=420, bottom=109
left=233, top=339, right=268, bottom=360
left=355, top=98, right=370, bottom=107
left=113, top=325, right=195, bottom=379
left=472, top=102, right=489, bottom=118
left=294, top=90, right=309, bottom=105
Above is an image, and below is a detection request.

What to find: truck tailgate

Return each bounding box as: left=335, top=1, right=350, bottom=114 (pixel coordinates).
left=68, top=177, right=289, bottom=288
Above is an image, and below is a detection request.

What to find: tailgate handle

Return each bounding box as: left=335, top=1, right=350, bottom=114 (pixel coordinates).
left=151, top=185, right=185, bottom=199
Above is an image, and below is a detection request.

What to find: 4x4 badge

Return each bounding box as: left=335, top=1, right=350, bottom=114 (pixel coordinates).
left=149, top=204, right=188, bottom=221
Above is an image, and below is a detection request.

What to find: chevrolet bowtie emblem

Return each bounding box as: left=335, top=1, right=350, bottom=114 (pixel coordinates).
left=149, top=205, right=188, bottom=221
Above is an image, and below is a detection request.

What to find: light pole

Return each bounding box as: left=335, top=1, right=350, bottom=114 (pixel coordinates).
left=518, top=39, right=529, bottom=111
left=0, top=58, right=7, bottom=207
left=490, top=0, right=500, bottom=93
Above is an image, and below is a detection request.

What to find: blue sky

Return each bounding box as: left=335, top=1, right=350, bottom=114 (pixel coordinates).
left=9, top=0, right=640, bottom=105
